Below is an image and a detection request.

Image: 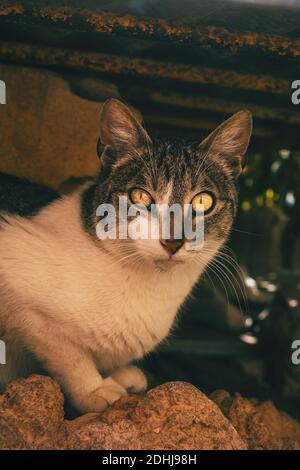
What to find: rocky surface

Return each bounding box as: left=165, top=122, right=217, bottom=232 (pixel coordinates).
left=0, top=374, right=299, bottom=450
left=211, top=389, right=300, bottom=450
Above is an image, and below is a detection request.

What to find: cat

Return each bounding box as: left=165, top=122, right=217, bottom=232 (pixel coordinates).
left=0, top=171, right=59, bottom=216
left=0, top=99, right=252, bottom=413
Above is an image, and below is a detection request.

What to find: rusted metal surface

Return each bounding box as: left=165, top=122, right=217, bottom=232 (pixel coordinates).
left=0, top=41, right=291, bottom=95
left=0, top=3, right=300, bottom=58
left=144, top=113, right=273, bottom=138
left=0, top=1, right=299, bottom=148
left=146, top=92, right=300, bottom=125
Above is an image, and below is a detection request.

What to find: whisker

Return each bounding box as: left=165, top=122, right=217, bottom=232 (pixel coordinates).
left=194, top=245, right=248, bottom=315
left=231, top=227, right=260, bottom=236
left=215, top=258, right=248, bottom=313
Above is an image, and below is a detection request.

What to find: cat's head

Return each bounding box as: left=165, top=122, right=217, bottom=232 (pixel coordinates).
left=84, top=99, right=252, bottom=272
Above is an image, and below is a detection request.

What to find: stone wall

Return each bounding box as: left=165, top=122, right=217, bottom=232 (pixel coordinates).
left=0, top=64, right=101, bottom=189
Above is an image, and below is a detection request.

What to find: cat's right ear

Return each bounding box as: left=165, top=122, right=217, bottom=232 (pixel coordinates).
left=97, top=99, right=151, bottom=162
left=199, top=110, right=252, bottom=178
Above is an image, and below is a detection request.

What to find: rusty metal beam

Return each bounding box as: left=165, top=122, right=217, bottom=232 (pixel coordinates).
left=0, top=3, right=300, bottom=58
left=144, top=113, right=273, bottom=138
left=0, top=41, right=291, bottom=95
left=142, top=91, right=300, bottom=125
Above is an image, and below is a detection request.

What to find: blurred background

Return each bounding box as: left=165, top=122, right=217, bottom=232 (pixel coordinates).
left=0, top=0, right=299, bottom=419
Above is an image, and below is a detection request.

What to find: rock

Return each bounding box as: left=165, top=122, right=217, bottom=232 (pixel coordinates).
left=0, top=375, right=66, bottom=449
left=64, top=382, right=246, bottom=450
left=0, top=65, right=141, bottom=191
left=0, top=374, right=299, bottom=450
left=0, top=65, right=101, bottom=190
left=210, top=390, right=300, bottom=450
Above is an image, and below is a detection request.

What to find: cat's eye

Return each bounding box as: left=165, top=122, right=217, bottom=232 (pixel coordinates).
left=191, top=192, right=215, bottom=214
left=129, top=188, right=153, bottom=208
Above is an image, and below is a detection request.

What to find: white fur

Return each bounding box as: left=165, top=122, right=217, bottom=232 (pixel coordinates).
left=0, top=187, right=217, bottom=412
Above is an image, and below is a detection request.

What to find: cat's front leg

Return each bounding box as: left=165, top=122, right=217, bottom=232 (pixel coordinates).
left=111, top=365, right=148, bottom=393
left=25, top=331, right=127, bottom=413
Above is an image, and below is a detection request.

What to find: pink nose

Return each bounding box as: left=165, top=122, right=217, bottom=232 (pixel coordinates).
left=160, top=239, right=183, bottom=255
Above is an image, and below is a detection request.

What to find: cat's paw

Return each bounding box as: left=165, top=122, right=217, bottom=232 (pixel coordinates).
left=80, top=377, right=127, bottom=412
left=111, top=365, right=148, bottom=393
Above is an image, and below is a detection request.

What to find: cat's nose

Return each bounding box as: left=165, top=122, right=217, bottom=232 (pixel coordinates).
left=160, top=239, right=184, bottom=255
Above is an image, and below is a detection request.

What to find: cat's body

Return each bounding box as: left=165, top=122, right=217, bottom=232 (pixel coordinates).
left=0, top=171, right=59, bottom=216
left=0, top=99, right=252, bottom=412
left=1, top=187, right=200, bottom=368
left=0, top=185, right=202, bottom=411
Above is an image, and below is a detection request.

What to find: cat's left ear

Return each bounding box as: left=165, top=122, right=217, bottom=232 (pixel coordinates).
left=98, top=98, right=151, bottom=161
left=199, top=110, right=252, bottom=178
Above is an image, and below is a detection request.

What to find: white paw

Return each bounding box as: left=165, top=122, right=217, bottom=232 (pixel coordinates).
left=111, top=365, right=148, bottom=393
left=78, top=377, right=127, bottom=413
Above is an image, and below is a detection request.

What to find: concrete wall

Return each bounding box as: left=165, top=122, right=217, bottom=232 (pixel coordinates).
left=0, top=65, right=102, bottom=189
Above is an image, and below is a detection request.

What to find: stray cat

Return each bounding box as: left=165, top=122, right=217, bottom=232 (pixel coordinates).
left=0, top=99, right=252, bottom=412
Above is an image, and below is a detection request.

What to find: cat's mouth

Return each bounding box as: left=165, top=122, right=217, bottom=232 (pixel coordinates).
left=154, top=258, right=184, bottom=271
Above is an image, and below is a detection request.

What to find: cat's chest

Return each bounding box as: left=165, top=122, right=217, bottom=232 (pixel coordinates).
left=72, top=265, right=192, bottom=365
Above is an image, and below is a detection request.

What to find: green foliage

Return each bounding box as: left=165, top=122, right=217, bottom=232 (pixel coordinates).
left=240, top=150, right=300, bottom=216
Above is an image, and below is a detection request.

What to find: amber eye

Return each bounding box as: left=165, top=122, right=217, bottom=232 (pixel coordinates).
left=191, top=192, right=215, bottom=214
left=129, top=188, right=153, bottom=208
